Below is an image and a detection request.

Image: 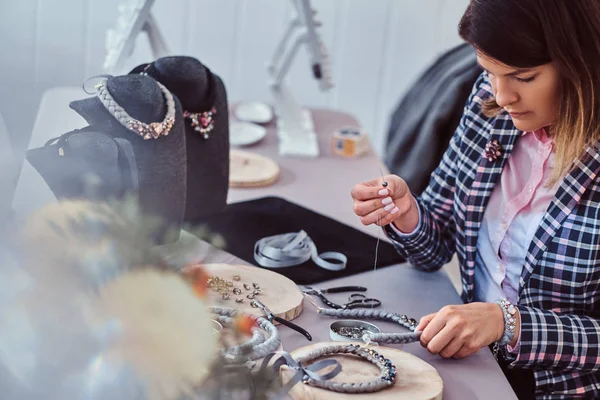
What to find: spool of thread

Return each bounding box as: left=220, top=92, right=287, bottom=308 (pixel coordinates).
left=331, top=127, right=370, bottom=157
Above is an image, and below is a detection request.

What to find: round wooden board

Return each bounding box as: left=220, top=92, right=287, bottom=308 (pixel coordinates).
left=195, top=263, right=304, bottom=322
left=229, top=149, right=280, bottom=188
left=281, top=342, right=443, bottom=400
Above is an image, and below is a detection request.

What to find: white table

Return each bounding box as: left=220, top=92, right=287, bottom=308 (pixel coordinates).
left=227, top=105, right=387, bottom=238
left=22, top=87, right=517, bottom=399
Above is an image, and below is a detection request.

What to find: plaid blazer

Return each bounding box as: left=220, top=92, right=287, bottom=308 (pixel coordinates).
left=385, top=71, right=600, bottom=398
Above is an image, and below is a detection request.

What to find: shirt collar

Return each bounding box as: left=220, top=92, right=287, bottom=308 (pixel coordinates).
left=522, top=127, right=551, bottom=144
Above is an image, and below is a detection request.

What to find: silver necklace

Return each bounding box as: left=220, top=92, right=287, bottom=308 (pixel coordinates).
left=263, top=343, right=396, bottom=393
left=95, top=80, right=176, bottom=140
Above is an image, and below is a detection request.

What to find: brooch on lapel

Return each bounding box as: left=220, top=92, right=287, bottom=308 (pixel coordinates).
left=484, top=139, right=503, bottom=162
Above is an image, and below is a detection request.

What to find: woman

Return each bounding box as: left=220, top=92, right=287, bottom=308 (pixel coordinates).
left=351, top=1, right=600, bottom=398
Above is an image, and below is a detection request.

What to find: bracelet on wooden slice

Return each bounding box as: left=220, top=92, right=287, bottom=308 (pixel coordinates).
left=282, top=341, right=443, bottom=399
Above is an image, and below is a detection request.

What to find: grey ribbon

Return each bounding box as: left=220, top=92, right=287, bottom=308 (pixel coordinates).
left=260, top=351, right=342, bottom=395
left=254, top=231, right=347, bottom=271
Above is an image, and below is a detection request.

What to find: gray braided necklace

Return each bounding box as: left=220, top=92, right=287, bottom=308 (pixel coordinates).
left=277, top=343, right=397, bottom=393
left=317, top=306, right=422, bottom=345
left=95, top=80, right=176, bottom=140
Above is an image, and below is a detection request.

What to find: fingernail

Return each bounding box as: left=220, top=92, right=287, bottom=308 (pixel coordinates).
left=378, top=188, right=388, bottom=196
left=390, top=206, right=399, bottom=214
left=384, top=203, right=395, bottom=211
left=382, top=197, right=392, bottom=205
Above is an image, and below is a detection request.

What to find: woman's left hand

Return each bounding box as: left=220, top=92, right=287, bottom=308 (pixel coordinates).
left=416, top=302, right=506, bottom=359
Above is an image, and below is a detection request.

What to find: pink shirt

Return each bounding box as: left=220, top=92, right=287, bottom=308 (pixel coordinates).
left=477, top=128, right=557, bottom=350
left=477, top=128, right=556, bottom=304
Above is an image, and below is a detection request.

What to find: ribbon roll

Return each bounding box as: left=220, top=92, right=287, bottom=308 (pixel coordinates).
left=254, top=231, right=347, bottom=271
left=260, top=351, right=341, bottom=395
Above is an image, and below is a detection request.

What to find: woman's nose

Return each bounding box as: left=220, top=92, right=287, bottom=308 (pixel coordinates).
left=494, top=79, right=518, bottom=108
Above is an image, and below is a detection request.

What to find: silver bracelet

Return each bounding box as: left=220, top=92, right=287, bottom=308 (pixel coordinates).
left=495, top=298, right=517, bottom=346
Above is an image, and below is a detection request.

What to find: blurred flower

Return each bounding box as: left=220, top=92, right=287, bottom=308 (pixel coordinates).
left=90, top=268, right=216, bottom=400
left=0, top=196, right=292, bottom=400
left=182, top=264, right=210, bottom=298
left=16, top=199, right=163, bottom=293
left=234, top=314, right=257, bottom=336
left=0, top=198, right=227, bottom=399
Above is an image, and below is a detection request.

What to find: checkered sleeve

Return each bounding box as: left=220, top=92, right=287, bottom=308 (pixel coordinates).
left=504, top=306, right=600, bottom=373
left=382, top=72, right=489, bottom=271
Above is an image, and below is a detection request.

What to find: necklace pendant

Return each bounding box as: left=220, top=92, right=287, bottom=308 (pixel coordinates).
left=185, top=107, right=217, bottom=138
left=150, top=122, right=164, bottom=139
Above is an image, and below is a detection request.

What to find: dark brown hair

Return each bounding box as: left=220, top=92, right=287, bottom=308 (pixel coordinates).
left=459, top=0, right=600, bottom=184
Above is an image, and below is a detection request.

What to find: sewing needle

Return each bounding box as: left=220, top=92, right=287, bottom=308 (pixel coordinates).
left=379, top=167, right=388, bottom=188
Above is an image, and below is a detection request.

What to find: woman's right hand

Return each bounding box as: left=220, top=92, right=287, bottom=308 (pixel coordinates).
left=350, top=174, right=420, bottom=232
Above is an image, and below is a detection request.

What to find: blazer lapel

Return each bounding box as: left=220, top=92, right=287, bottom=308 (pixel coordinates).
left=462, top=116, right=521, bottom=301
left=520, top=143, right=600, bottom=292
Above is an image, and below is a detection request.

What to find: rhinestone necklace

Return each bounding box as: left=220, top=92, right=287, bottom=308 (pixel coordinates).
left=95, top=80, right=176, bottom=140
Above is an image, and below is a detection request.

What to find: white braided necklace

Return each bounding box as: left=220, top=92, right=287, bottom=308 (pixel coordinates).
left=95, top=80, right=176, bottom=140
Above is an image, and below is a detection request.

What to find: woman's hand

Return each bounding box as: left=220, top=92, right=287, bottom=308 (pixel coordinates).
left=350, top=174, right=419, bottom=231
left=416, top=302, right=511, bottom=359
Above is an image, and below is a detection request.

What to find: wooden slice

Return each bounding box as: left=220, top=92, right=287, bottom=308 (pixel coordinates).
left=229, top=149, right=280, bottom=188
left=192, top=263, right=303, bottom=322
left=281, top=342, right=443, bottom=400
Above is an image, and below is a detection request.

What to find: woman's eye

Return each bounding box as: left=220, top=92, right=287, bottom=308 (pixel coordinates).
left=516, top=75, right=536, bottom=83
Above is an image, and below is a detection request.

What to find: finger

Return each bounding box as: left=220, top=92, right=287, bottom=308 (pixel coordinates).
left=385, top=176, right=410, bottom=199
left=370, top=174, right=394, bottom=187
left=359, top=205, right=398, bottom=226
left=359, top=196, right=413, bottom=226
left=353, top=196, right=394, bottom=217
left=351, top=183, right=390, bottom=202
left=439, top=337, right=465, bottom=359
left=420, top=313, right=448, bottom=348
left=453, top=342, right=480, bottom=359
left=416, top=313, right=436, bottom=332
left=426, top=324, right=457, bottom=355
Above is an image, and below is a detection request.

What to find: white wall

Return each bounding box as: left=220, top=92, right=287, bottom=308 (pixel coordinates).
left=0, top=0, right=469, bottom=156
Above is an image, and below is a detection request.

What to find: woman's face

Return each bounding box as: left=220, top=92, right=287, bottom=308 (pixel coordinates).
left=477, top=52, right=561, bottom=132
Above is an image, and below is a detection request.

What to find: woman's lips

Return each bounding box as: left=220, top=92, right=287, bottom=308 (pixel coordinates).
left=508, top=111, right=530, bottom=119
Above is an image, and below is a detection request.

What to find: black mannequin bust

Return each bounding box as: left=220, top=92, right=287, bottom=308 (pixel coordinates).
left=69, top=74, right=187, bottom=244
left=130, top=56, right=230, bottom=223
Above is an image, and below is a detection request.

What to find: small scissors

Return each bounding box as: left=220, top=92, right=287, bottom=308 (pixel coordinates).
left=301, top=285, right=381, bottom=309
